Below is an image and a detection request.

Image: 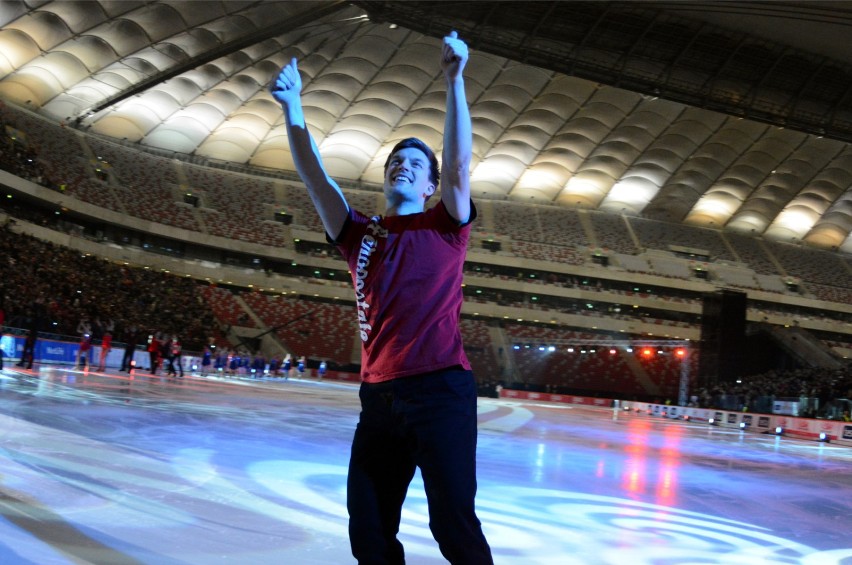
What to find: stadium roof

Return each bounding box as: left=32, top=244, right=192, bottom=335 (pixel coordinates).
left=3, top=1, right=852, bottom=253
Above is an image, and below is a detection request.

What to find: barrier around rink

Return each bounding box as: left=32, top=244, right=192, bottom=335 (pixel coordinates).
left=0, top=333, right=199, bottom=374
left=499, top=389, right=852, bottom=447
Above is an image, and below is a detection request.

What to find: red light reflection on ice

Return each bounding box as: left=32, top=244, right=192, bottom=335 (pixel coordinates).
left=620, top=417, right=682, bottom=504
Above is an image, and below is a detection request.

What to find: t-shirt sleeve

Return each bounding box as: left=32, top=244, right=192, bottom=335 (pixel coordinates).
left=326, top=206, right=358, bottom=245
left=440, top=199, right=477, bottom=228
left=326, top=207, right=368, bottom=260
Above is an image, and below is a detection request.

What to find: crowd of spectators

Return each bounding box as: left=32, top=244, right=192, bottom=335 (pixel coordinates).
left=0, top=137, right=42, bottom=184
left=692, top=366, right=852, bottom=421
left=0, top=223, right=222, bottom=352
left=0, top=102, right=72, bottom=193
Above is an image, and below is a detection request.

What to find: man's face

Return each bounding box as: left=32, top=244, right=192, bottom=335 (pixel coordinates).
left=384, top=146, right=435, bottom=202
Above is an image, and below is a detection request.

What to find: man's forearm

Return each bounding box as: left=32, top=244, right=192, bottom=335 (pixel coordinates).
left=281, top=99, right=349, bottom=237
left=443, top=76, right=472, bottom=183
left=284, top=102, right=327, bottom=187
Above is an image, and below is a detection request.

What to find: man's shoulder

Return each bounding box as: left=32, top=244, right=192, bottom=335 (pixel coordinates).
left=420, top=200, right=476, bottom=235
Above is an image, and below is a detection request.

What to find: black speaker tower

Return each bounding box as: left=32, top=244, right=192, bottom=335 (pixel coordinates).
left=698, top=289, right=747, bottom=388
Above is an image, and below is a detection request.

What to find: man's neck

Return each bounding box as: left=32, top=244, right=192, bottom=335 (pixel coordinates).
left=384, top=201, right=426, bottom=217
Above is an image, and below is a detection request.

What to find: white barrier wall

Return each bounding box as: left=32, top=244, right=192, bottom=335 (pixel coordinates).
left=625, top=401, right=852, bottom=447
left=499, top=390, right=852, bottom=447
left=1, top=333, right=201, bottom=374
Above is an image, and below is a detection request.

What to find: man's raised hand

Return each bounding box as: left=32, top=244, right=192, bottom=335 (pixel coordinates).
left=271, top=57, right=302, bottom=107
left=441, top=30, right=468, bottom=80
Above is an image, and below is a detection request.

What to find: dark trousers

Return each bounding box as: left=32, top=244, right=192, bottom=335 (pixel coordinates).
left=19, top=340, right=35, bottom=369
left=120, top=347, right=135, bottom=371
left=348, top=368, right=493, bottom=565
left=167, top=354, right=183, bottom=376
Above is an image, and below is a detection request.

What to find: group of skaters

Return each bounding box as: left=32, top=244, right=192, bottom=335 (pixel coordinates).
left=73, top=317, right=115, bottom=372
left=199, top=347, right=326, bottom=380
left=70, top=321, right=185, bottom=377
left=8, top=309, right=329, bottom=381
left=142, top=331, right=184, bottom=377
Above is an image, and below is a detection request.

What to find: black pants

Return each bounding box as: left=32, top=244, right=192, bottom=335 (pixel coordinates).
left=348, top=368, right=493, bottom=565
left=120, top=347, right=135, bottom=371
left=19, top=340, right=35, bottom=369
left=168, top=354, right=183, bottom=376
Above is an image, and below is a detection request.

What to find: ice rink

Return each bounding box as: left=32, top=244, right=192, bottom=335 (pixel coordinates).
left=0, top=365, right=850, bottom=564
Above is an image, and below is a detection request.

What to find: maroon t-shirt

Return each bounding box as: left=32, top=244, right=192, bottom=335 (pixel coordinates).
left=333, top=200, right=474, bottom=383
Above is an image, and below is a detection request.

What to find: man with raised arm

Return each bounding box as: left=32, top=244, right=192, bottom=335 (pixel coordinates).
left=271, top=31, right=493, bottom=564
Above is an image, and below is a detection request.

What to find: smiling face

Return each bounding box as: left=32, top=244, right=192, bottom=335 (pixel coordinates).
left=383, top=146, right=436, bottom=209
left=382, top=139, right=440, bottom=213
